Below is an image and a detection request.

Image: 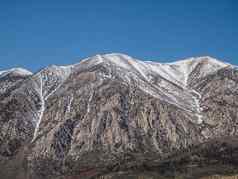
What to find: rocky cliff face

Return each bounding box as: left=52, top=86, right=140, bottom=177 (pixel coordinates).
left=0, top=54, right=238, bottom=179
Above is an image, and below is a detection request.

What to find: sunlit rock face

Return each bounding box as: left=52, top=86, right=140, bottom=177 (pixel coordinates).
left=0, top=54, right=238, bottom=179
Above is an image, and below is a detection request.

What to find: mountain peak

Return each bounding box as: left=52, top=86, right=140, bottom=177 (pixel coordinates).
left=102, top=53, right=134, bottom=59
left=0, top=67, right=32, bottom=78
left=165, top=56, right=230, bottom=86
left=168, top=56, right=229, bottom=67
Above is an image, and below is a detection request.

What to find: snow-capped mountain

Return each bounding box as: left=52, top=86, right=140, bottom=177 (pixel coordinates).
left=0, top=53, right=237, bottom=179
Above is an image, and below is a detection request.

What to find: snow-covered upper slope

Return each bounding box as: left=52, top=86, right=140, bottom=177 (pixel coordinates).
left=78, top=53, right=230, bottom=88
left=167, top=56, right=230, bottom=86
left=0, top=54, right=230, bottom=84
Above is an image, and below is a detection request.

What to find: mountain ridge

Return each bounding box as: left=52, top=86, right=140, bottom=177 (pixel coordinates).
left=0, top=53, right=233, bottom=77
left=0, top=53, right=238, bottom=179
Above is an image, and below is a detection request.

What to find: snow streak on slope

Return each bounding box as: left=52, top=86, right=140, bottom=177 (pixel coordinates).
left=66, top=94, right=74, bottom=114
left=32, top=65, right=73, bottom=141
left=191, top=90, right=203, bottom=124
left=168, top=58, right=196, bottom=86
left=33, top=74, right=45, bottom=140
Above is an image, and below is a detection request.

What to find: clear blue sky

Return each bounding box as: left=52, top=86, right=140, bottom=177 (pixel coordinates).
left=1, top=0, right=237, bottom=72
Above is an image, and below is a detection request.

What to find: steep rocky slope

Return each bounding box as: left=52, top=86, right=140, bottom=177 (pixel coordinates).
left=0, top=54, right=237, bottom=179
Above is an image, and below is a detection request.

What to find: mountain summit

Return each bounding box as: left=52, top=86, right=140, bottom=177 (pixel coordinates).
left=0, top=54, right=237, bottom=179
